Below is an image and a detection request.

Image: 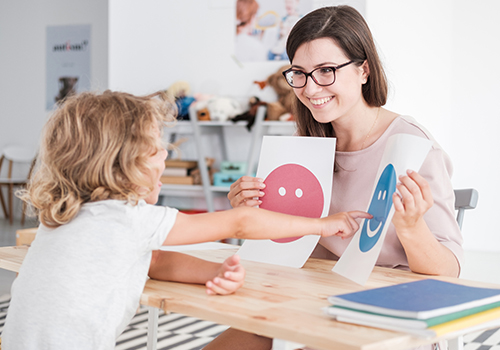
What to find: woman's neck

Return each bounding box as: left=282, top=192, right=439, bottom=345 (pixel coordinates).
left=333, top=107, right=397, bottom=152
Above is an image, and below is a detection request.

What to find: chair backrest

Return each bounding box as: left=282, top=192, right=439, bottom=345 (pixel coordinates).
left=454, top=188, right=479, bottom=230
left=3, top=145, right=35, bottom=163
left=0, top=145, right=36, bottom=182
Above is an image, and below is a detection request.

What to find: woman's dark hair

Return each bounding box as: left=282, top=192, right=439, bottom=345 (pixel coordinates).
left=286, top=5, right=388, bottom=137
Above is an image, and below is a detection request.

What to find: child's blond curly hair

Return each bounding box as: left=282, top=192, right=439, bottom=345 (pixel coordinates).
left=23, top=90, right=176, bottom=228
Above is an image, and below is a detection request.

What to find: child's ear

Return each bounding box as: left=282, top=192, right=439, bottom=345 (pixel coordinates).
left=360, top=60, right=370, bottom=84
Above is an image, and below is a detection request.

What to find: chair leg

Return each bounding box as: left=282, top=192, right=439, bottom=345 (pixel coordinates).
left=8, top=183, right=13, bottom=225
left=0, top=186, right=9, bottom=220
left=21, top=200, right=26, bottom=226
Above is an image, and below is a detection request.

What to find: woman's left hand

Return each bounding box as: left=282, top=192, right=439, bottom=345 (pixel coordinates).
left=205, top=255, right=245, bottom=295
left=392, top=170, right=434, bottom=232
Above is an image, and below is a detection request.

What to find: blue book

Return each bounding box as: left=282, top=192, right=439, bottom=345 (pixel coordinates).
left=327, top=279, right=500, bottom=320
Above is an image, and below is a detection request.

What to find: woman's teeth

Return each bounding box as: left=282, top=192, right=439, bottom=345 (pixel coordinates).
left=310, top=96, right=332, bottom=105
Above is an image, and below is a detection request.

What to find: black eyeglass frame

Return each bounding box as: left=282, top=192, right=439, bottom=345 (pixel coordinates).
left=282, top=60, right=355, bottom=88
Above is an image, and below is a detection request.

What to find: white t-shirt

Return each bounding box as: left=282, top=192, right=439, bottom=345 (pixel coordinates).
left=2, top=200, right=178, bottom=350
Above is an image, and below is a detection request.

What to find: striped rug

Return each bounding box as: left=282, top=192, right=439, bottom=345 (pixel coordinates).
left=115, top=307, right=228, bottom=350
left=2, top=294, right=500, bottom=349
left=0, top=294, right=227, bottom=350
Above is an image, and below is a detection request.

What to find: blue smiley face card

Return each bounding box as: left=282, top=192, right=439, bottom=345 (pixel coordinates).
left=332, top=133, right=433, bottom=285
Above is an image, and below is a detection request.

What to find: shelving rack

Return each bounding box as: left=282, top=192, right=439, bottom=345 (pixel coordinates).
left=160, top=106, right=296, bottom=212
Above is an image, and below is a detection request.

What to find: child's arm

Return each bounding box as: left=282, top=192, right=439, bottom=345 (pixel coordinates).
left=164, top=207, right=371, bottom=246
left=148, top=250, right=245, bottom=295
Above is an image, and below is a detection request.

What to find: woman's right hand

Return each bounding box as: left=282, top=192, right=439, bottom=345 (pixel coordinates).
left=228, top=176, right=266, bottom=208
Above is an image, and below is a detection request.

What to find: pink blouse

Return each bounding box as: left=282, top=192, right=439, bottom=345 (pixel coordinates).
left=312, top=115, right=463, bottom=271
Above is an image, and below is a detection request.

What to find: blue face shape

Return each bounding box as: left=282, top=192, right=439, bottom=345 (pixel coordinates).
left=359, top=164, right=397, bottom=253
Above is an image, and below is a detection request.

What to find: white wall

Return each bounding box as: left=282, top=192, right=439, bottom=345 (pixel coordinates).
left=0, top=0, right=109, bottom=152
left=367, top=0, right=454, bottom=147
left=108, top=0, right=286, bottom=97
left=0, top=0, right=109, bottom=217
left=1, top=0, right=499, bottom=251
left=449, top=0, right=500, bottom=251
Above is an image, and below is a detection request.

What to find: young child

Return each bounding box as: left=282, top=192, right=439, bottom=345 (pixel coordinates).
left=2, top=90, right=369, bottom=349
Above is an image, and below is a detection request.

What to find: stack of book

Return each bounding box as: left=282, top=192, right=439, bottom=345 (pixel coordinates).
left=160, top=160, right=198, bottom=185
left=325, top=279, right=500, bottom=338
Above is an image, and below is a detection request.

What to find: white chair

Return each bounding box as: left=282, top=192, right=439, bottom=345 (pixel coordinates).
left=446, top=188, right=479, bottom=350
left=454, top=188, right=479, bottom=230
left=0, top=145, right=36, bottom=225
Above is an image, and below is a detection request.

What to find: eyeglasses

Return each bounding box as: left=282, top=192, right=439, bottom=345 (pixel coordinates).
left=282, top=61, right=355, bottom=88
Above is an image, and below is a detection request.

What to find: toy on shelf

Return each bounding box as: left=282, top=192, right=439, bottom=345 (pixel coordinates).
left=192, top=96, right=244, bottom=122
left=231, top=96, right=267, bottom=131
left=166, top=81, right=195, bottom=120
left=233, top=65, right=295, bottom=129
left=264, top=64, right=294, bottom=121
left=196, top=107, right=210, bottom=121
left=207, top=97, right=244, bottom=122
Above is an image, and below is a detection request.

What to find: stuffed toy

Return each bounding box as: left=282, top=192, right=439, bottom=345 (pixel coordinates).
left=189, top=93, right=214, bottom=121
left=231, top=96, right=268, bottom=131
left=203, top=97, right=243, bottom=122
left=197, top=107, right=210, bottom=121
left=166, top=81, right=195, bottom=120
left=265, top=64, right=295, bottom=121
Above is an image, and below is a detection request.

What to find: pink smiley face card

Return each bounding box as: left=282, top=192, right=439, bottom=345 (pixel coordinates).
left=237, top=136, right=336, bottom=268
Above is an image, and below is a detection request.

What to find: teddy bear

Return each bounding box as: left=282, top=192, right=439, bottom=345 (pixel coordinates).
left=265, top=64, right=295, bottom=121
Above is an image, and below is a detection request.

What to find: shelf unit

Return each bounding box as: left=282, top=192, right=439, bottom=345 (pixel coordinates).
left=160, top=106, right=295, bottom=212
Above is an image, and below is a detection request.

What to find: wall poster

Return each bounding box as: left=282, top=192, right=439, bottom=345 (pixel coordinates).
left=46, top=25, right=91, bottom=110
left=234, top=0, right=312, bottom=62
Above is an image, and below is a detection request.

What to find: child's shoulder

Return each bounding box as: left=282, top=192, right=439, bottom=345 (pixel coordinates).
left=84, top=199, right=179, bottom=222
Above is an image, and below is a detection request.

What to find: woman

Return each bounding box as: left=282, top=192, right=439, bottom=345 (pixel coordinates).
left=208, top=5, right=462, bottom=350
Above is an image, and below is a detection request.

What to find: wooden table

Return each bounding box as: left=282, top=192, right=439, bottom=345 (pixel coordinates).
left=1, top=245, right=498, bottom=350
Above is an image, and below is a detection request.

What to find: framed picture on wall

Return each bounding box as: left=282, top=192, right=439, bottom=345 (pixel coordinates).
left=46, top=25, right=91, bottom=110
left=234, top=0, right=313, bottom=62
left=233, top=0, right=367, bottom=63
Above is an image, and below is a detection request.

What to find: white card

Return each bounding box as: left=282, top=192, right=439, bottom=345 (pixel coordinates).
left=237, top=136, right=336, bottom=268
left=332, top=133, right=433, bottom=285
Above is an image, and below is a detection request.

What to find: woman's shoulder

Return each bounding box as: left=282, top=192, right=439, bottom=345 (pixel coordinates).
left=387, top=115, right=436, bottom=141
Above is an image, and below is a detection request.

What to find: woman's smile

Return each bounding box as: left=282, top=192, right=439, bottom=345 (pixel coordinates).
left=309, top=96, right=333, bottom=106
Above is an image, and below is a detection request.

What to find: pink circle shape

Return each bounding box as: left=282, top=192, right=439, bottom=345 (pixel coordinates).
left=260, top=164, right=324, bottom=243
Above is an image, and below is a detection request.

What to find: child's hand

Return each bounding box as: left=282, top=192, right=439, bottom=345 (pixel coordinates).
left=205, top=254, right=245, bottom=295
left=392, top=170, right=434, bottom=232
left=320, top=211, right=372, bottom=239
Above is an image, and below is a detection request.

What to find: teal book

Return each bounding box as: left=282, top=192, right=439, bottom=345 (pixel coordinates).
left=325, top=305, right=500, bottom=338
left=324, top=301, right=500, bottom=329
left=327, top=279, right=500, bottom=319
